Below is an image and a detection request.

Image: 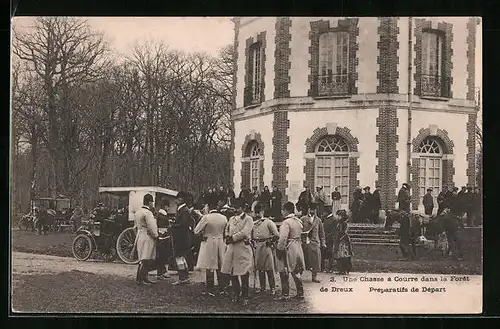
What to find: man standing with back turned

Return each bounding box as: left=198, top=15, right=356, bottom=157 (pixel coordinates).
left=275, top=202, right=306, bottom=301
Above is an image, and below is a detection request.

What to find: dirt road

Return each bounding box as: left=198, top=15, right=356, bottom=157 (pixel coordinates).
left=11, top=252, right=482, bottom=314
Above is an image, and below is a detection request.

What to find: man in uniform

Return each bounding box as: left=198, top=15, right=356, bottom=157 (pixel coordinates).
left=300, top=203, right=326, bottom=283
left=221, top=198, right=254, bottom=305
left=251, top=203, right=279, bottom=295
left=171, top=191, right=192, bottom=285
left=275, top=202, right=306, bottom=301
left=314, top=186, right=326, bottom=219
left=135, top=194, right=159, bottom=285
left=194, top=200, right=228, bottom=296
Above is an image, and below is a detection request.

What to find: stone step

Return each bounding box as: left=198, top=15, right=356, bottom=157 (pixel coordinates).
left=349, top=229, right=397, bottom=235
left=351, top=237, right=400, bottom=244
left=350, top=233, right=399, bottom=239
left=352, top=241, right=399, bottom=246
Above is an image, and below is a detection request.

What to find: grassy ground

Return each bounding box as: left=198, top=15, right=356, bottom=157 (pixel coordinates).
left=11, top=271, right=309, bottom=313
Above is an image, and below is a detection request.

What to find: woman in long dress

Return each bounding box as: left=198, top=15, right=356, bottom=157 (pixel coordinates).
left=332, top=210, right=353, bottom=275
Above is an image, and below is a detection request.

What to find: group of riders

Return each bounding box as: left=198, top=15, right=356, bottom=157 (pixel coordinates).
left=133, top=189, right=355, bottom=305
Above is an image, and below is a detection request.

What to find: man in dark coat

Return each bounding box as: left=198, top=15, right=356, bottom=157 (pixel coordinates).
left=473, top=187, right=482, bottom=225
left=155, top=200, right=172, bottom=280
left=422, top=188, right=434, bottom=216
left=362, top=186, right=373, bottom=223
left=457, top=186, right=468, bottom=217
left=437, top=186, right=451, bottom=215
left=397, top=183, right=411, bottom=212
left=371, top=186, right=382, bottom=223
left=297, top=187, right=313, bottom=215
left=217, top=186, right=227, bottom=205
left=171, top=191, right=192, bottom=285
left=350, top=187, right=363, bottom=223
left=396, top=210, right=418, bottom=260
left=270, top=186, right=283, bottom=221
left=226, top=186, right=236, bottom=206
left=449, top=187, right=460, bottom=216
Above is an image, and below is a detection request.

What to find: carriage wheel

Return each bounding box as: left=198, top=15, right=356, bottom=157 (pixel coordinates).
left=116, top=227, right=139, bottom=265
left=72, top=234, right=93, bottom=261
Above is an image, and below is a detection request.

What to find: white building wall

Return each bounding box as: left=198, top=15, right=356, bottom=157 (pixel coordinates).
left=289, top=17, right=310, bottom=97
left=233, top=113, right=274, bottom=196
left=235, top=17, right=277, bottom=109
left=396, top=109, right=409, bottom=191
left=410, top=110, right=469, bottom=188
left=449, top=17, right=469, bottom=100
left=357, top=18, right=379, bottom=94
left=286, top=108, right=379, bottom=204
left=397, top=18, right=410, bottom=95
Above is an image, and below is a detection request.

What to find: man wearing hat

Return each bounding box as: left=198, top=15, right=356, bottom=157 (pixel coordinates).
left=397, top=183, right=411, bottom=212
left=300, top=202, right=326, bottom=283
left=221, top=198, right=254, bottom=305
left=422, top=188, right=434, bottom=216
left=171, top=191, right=192, bottom=285
left=194, top=200, right=228, bottom=296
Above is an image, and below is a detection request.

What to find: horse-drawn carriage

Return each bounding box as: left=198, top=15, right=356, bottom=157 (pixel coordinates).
left=71, top=186, right=178, bottom=264
left=18, top=197, right=73, bottom=233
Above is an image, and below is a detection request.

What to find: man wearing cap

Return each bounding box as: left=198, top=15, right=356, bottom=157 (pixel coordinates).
left=221, top=198, right=254, bottom=305
left=350, top=187, right=363, bottom=223
left=275, top=202, right=306, bottom=301
left=300, top=202, right=326, bottom=283
left=423, top=188, right=434, bottom=216
left=171, top=191, right=192, bottom=285
left=322, top=210, right=338, bottom=272
left=397, top=183, right=411, bottom=212
left=135, top=194, right=159, bottom=285
left=194, top=200, right=228, bottom=296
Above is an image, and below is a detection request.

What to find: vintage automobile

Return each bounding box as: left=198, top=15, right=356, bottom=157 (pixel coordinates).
left=71, top=186, right=178, bottom=264
left=18, top=197, right=73, bottom=233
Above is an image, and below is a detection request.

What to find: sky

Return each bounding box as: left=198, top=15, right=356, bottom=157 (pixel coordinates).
left=12, top=17, right=235, bottom=57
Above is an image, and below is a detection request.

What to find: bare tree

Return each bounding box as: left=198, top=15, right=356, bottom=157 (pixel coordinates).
left=13, top=17, right=110, bottom=196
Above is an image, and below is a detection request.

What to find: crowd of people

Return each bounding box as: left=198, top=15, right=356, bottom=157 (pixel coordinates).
left=133, top=190, right=354, bottom=305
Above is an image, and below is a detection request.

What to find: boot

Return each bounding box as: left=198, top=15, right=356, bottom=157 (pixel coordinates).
left=266, top=270, right=276, bottom=295
left=292, top=273, right=305, bottom=300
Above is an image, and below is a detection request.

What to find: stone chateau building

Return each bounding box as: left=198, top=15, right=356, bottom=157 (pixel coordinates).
left=229, top=17, right=480, bottom=212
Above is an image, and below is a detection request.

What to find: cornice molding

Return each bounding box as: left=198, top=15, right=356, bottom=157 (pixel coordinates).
left=231, top=94, right=477, bottom=122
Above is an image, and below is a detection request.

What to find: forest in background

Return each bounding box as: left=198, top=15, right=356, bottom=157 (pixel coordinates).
left=11, top=17, right=234, bottom=214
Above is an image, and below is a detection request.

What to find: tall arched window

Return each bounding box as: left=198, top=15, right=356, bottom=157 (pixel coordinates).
left=318, top=31, right=350, bottom=96
left=417, top=137, right=443, bottom=198
left=249, top=142, right=263, bottom=189
left=315, top=135, right=350, bottom=206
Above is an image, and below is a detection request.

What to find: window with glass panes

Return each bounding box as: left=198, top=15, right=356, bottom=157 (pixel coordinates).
left=250, top=143, right=262, bottom=189
left=250, top=44, right=262, bottom=103
left=315, top=136, right=350, bottom=206
left=318, top=31, right=349, bottom=95
left=421, top=31, right=444, bottom=97
left=418, top=137, right=442, bottom=200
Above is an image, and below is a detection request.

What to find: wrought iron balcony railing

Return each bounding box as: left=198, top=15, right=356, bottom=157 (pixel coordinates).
left=420, top=74, right=451, bottom=98
left=317, top=73, right=351, bottom=96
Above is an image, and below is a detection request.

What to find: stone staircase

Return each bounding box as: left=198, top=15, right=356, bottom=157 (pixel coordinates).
left=349, top=223, right=400, bottom=246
